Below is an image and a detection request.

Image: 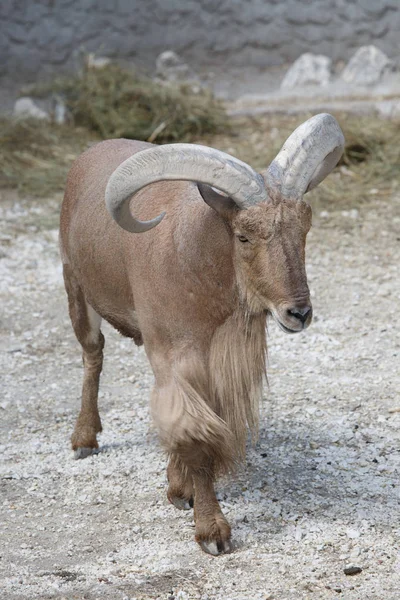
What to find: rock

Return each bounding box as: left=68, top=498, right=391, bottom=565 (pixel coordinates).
left=52, top=95, right=69, bottom=125
left=281, top=53, right=332, bottom=89
left=295, top=525, right=303, bottom=541
left=376, top=100, right=400, bottom=119
left=341, top=45, right=392, bottom=86
left=344, top=565, right=363, bottom=576
left=13, top=97, right=49, bottom=121
left=86, top=53, right=111, bottom=69
left=155, top=50, right=197, bottom=83
left=131, top=525, right=141, bottom=534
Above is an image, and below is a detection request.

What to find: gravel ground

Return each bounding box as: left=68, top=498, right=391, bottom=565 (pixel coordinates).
left=1, top=188, right=400, bottom=600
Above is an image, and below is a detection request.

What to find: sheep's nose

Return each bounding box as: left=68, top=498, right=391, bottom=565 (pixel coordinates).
left=287, top=306, right=312, bottom=324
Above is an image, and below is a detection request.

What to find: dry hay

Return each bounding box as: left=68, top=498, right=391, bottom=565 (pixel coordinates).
left=0, top=63, right=228, bottom=197
left=0, top=93, right=398, bottom=204
left=0, top=118, right=95, bottom=197
left=26, top=63, right=229, bottom=143
left=197, top=112, right=400, bottom=209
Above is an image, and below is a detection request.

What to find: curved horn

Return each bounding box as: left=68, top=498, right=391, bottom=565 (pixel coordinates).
left=105, top=144, right=268, bottom=233
left=265, top=113, right=345, bottom=200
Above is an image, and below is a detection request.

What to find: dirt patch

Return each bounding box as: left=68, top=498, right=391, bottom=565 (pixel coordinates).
left=1, top=178, right=400, bottom=599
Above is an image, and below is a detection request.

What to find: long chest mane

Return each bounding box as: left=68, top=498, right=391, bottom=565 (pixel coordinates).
left=209, top=309, right=267, bottom=458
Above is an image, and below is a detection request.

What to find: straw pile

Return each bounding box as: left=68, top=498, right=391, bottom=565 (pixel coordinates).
left=28, top=63, right=228, bottom=142
left=198, top=112, right=399, bottom=208
left=1, top=67, right=398, bottom=203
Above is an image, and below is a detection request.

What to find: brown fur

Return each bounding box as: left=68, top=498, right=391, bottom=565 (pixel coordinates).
left=167, top=454, right=194, bottom=508
left=63, top=264, right=104, bottom=450
left=60, top=138, right=313, bottom=555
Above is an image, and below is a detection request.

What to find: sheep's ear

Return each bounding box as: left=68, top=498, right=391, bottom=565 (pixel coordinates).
left=197, top=183, right=238, bottom=220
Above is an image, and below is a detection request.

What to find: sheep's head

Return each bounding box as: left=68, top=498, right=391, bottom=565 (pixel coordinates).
left=105, top=114, right=344, bottom=333
left=195, top=184, right=313, bottom=330
left=230, top=200, right=312, bottom=331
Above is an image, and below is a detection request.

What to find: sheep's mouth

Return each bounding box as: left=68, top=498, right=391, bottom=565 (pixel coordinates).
left=265, top=310, right=305, bottom=334
left=276, top=320, right=299, bottom=334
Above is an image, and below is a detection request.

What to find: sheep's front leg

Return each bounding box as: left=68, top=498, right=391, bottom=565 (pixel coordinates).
left=167, top=455, right=232, bottom=555
left=192, top=463, right=232, bottom=556
left=167, top=454, right=194, bottom=510
left=151, top=359, right=234, bottom=555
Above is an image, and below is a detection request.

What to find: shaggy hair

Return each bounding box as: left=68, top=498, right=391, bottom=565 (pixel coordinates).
left=151, top=356, right=235, bottom=473
left=209, top=309, right=267, bottom=462
left=151, top=308, right=267, bottom=474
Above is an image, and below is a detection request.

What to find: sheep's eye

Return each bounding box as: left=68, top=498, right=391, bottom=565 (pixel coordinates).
left=238, top=235, right=249, bottom=243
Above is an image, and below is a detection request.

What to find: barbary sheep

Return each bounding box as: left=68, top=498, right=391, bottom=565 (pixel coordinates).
left=60, top=113, right=344, bottom=555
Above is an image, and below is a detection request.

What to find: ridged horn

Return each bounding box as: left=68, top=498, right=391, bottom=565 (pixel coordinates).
left=105, top=143, right=268, bottom=233
left=265, top=113, right=345, bottom=199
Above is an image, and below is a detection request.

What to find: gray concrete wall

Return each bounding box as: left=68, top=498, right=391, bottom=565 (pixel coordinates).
left=1, top=0, right=400, bottom=79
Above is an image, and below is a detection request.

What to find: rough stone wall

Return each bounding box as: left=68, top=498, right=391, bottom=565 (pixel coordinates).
left=1, top=0, right=400, bottom=79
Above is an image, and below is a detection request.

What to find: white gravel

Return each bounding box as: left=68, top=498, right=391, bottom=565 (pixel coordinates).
left=1, top=189, right=400, bottom=600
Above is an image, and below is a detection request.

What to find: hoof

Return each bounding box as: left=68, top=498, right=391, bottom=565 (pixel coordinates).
left=169, top=495, right=194, bottom=511
left=74, top=447, right=95, bottom=460
left=199, top=538, right=233, bottom=556
left=71, top=425, right=99, bottom=458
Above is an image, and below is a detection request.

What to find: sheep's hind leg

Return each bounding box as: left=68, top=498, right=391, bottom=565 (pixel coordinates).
left=63, top=265, right=104, bottom=459
left=167, top=454, right=194, bottom=510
